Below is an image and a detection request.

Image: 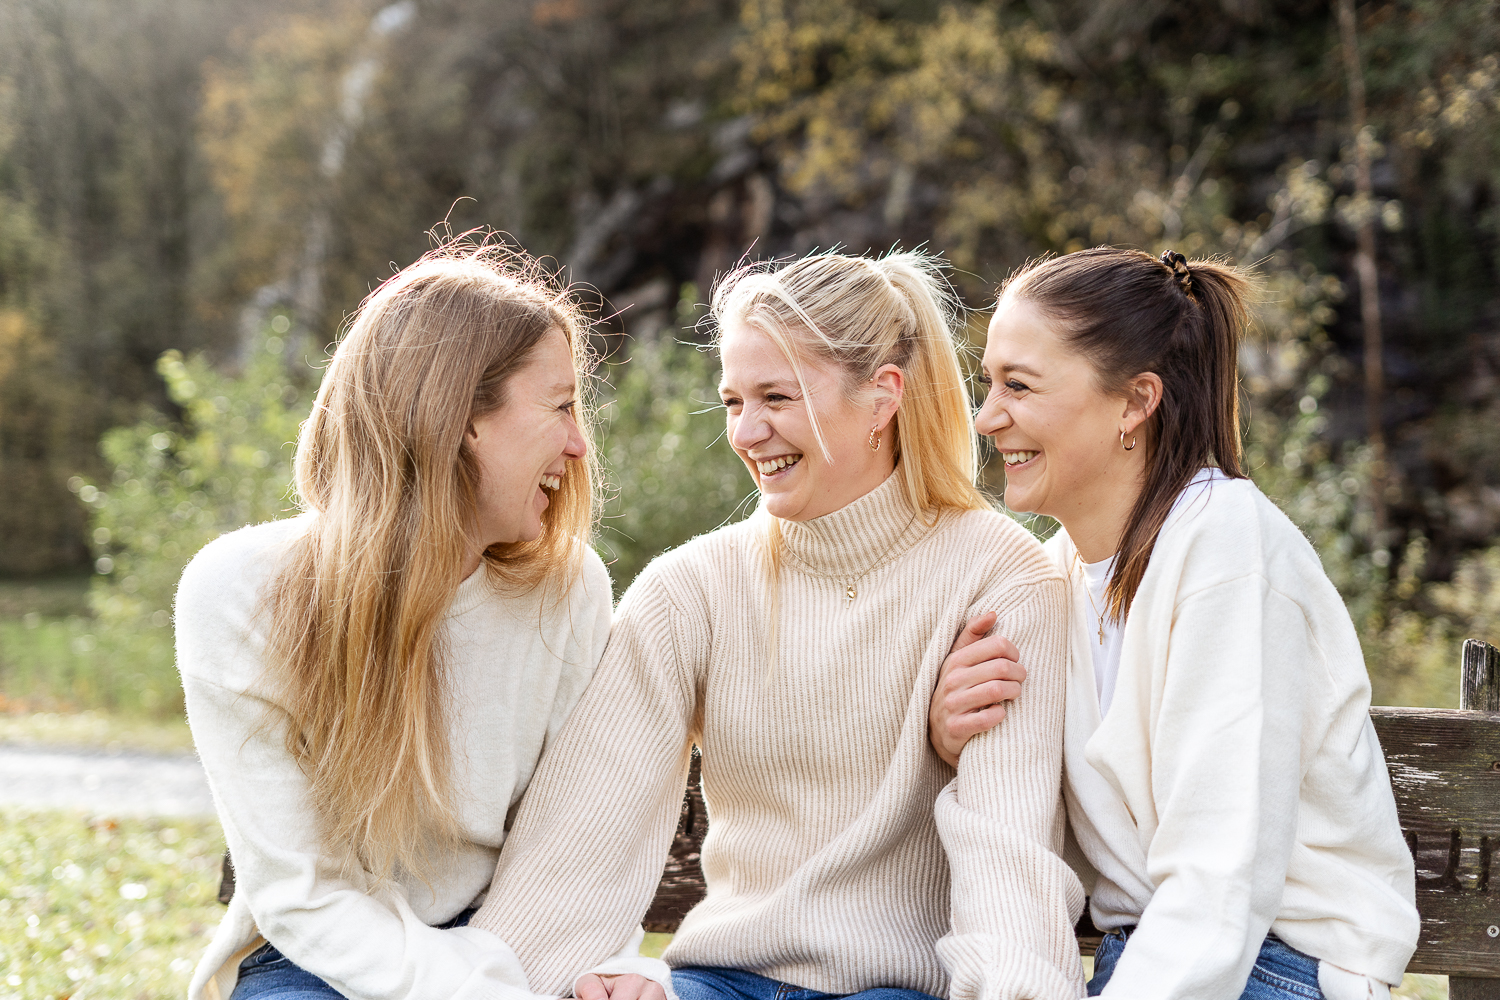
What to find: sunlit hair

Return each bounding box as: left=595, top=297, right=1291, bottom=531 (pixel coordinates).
left=1001, top=246, right=1254, bottom=622
left=263, top=239, right=597, bottom=884
left=710, top=250, right=988, bottom=633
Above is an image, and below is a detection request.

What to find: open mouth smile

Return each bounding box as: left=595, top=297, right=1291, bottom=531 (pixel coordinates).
left=1002, top=450, right=1039, bottom=468
left=755, top=454, right=803, bottom=477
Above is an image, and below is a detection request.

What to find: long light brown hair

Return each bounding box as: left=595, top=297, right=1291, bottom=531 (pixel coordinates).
left=264, top=240, right=596, bottom=883
left=711, top=251, right=989, bottom=633
left=1002, top=247, right=1253, bottom=621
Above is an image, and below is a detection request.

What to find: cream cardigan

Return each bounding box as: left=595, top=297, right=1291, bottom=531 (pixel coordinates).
left=175, top=515, right=642, bottom=1000
left=471, top=472, right=1086, bottom=1000
left=1041, top=476, right=1419, bottom=998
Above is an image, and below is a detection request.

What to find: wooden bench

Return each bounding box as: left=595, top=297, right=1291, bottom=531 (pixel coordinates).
left=641, top=638, right=1500, bottom=998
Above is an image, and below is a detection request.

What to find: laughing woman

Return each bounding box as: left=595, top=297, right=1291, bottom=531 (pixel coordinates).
left=931, top=248, right=1420, bottom=1000
left=467, top=251, right=1087, bottom=1000
left=175, top=244, right=668, bottom=1000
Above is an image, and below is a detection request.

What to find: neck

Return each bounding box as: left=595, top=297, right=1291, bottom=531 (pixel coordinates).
left=1054, top=464, right=1146, bottom=564
left=460, top=548, right=483, bottom=579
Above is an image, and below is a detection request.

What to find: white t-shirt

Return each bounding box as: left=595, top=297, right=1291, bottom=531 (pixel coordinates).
left=1077, top=468, right=1228, bottom=717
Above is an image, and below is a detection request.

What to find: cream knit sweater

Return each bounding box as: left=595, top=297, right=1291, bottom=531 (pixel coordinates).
left=1038, top=477, right=1419, bottom=998
left=175, top=515, right=634, bottom=1000
left=472, top=473, right=1086, bottom=1000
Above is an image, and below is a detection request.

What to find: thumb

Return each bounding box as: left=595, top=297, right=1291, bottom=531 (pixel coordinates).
left=952, top=611, right=997, bottom=651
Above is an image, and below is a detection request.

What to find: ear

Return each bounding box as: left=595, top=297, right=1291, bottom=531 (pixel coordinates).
left=464, top=419, right=480, bottom=446
left=869, top=364, right=905, bottom=430
left=1119, top=371, right=1163, bottom=436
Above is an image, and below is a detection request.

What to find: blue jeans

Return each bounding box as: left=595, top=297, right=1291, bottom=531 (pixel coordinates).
left=674, top=966, right=944, bottom=1000
left=1089, top=928, right=1323, bottom=999
left=229, top=908, right=476, bottom=1000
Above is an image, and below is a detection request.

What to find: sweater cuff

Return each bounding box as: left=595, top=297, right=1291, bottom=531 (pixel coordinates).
left=572, top=927, right=677, bottom=1000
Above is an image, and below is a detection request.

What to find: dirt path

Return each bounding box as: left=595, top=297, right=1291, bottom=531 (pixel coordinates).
left=0, top=742, right=213, bottom=816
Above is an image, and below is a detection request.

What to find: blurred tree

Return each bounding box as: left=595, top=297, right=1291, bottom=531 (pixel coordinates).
left=77, top=323, right=313, bottom=714
left=595, top=287, right=751, bottom=591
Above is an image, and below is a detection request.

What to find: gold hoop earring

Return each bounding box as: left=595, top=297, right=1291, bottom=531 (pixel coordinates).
left=1120, top=429, right=1137, bottom=451
left=869, top=426, right=881, bottom=452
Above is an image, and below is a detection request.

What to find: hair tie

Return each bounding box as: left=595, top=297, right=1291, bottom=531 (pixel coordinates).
left=1160, top=249, right=1193, bottom=296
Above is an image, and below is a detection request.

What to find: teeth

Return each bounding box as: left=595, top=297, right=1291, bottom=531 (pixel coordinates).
left=540, top=474, right=562, bottom=491
left=1002, top=451, right=1038, bottom=466
left=756, top=454, right=803, bottom=475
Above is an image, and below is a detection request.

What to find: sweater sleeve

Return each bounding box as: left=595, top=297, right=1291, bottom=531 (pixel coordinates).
left=175, top=564, right=541, bottom=1000
left=1098, top=574, right=1308, bottom=1000
left=469, top=563, right=703, bottom=997
left=936, top=577, right=1088, bottom=1000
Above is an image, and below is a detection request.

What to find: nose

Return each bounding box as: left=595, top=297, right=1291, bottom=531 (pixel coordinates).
left=729, top=403, right=770, bottom=453
left=973, top=392, right=1011, bottom=438
left=563, top=414, right=588, bottom=460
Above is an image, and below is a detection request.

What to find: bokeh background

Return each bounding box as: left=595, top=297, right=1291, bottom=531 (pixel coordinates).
left=0, top=0, right=1497, bottom=995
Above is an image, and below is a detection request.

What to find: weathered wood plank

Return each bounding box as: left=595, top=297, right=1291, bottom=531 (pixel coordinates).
left=1363, top=708, right=1499, bottom=976
left=1450, top=978, right=1500, bottom=1000
left=1464, top=639, right=1500, bottom=712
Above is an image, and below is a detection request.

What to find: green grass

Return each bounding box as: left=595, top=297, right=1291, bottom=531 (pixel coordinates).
left=0, top=807, right=225, bottom=999
left=0, top=576, right=182, bottom=719
left=0, top=710, right=192, bottom=753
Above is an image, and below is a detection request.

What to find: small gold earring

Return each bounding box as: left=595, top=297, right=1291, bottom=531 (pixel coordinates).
left=1120, top=429, right=1137, bottom=451
left=869, top=426, right=881, bottom=452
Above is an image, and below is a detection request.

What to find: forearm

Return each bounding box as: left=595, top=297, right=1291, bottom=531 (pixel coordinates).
left=471, top=574, right=700, bottom=995
left=937, top=581, right=1085, bottom=1000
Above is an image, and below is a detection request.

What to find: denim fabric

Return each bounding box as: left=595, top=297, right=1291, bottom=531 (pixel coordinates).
left=673, top=966, right=945, bottom=1000
left=228, top=907, right=477, bottom=1000
left=1088, top=927, right=1323, bottom=1000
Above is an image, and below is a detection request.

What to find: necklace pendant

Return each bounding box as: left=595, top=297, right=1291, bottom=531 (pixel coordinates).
left=1098, top=621, right=1105, bottom=645
left=845, top=584, right=857, bottom=601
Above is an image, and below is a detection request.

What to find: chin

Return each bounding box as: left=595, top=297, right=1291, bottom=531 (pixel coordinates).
left=759, top=491, right=805, bottom=521
left=1002, top=485, right=1039, bottom=514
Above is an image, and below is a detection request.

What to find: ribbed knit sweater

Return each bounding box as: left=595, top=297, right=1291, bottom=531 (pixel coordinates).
left=471, top=473, right=1086, bottom=1000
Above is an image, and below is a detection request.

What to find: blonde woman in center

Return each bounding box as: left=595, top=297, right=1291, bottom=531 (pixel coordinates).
left=466, top=251, right=1086, bottom=1000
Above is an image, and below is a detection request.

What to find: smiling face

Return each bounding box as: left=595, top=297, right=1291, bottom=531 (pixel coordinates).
left=719, top=322, right=897, bottom=522
left=466, top=327, right=587, bottom=549
left=975, top=295, right=1152, bottom=553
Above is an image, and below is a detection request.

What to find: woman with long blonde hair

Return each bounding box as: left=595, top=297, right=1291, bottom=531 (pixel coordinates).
left=467, top=250, right=1087, bottom=1000
left=176, top=241, right=670, bottom=1000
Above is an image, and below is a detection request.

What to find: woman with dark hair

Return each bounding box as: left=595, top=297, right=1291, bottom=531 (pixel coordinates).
left=930, top=248, right=1419, bottom=1000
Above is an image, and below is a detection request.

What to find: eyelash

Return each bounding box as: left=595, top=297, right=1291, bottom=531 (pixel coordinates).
left=977, top=374, right=1031, bottom=395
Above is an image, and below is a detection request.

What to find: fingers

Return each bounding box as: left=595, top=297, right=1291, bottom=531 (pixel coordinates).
left=943, top=678, right=1023, bottom=715
left=930, top=700, right=1011, bottom=767
left=587, top=976, right=664, bottom=1000
left=577, top=976, right=610, bottom=1000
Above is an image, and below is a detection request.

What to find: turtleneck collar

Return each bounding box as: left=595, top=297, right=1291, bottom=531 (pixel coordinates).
left=778, top=470, right=933, bottom=580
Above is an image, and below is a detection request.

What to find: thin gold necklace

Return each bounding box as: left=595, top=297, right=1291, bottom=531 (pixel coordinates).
left=1073, top=549, right=1107, bottom=645
left=843, top=510, right=920, bottom=602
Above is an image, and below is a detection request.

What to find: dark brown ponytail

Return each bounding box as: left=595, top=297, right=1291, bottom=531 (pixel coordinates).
left=1001, top=246, right=1254, bottom=621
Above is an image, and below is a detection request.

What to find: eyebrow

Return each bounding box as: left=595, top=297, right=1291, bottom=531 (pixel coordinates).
left=995, top=363, right=1044, bottom=378
left=549, top=380, right=577, bottom=395
left=719, top=379, right=801, bottom=394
